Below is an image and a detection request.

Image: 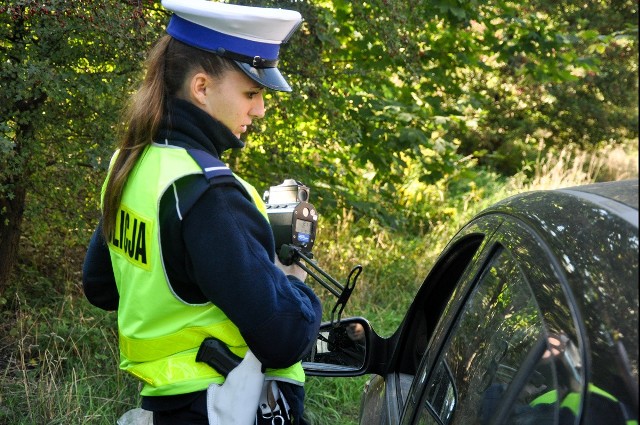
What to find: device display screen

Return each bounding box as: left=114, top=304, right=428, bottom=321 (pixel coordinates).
left=296, top=219, right=312, bottom=235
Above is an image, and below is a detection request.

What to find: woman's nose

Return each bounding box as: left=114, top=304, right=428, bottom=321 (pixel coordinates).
left=251, top=94, right=266, bottom=119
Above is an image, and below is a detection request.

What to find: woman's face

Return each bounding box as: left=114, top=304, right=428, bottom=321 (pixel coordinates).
left=201, top=68, right=266, bottom=138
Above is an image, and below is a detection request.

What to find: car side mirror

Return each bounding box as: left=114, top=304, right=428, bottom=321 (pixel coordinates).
left=302, top=317, right=371, bottom=376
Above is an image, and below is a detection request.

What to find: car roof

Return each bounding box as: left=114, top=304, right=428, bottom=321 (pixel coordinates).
left=560, top=179, right=639, bottom=226
left=561, top=178, right=639, bottom=210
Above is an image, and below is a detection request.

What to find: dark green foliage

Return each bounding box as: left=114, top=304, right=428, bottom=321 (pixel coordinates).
left=0, top=1, right=166, bottom=292
left=0, top=1, right=637, bottom=422
left=2, top=1, right=637, bottom=293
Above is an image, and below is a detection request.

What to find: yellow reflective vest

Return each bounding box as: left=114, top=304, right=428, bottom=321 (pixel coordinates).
left=104, top=143, right=304, bottom=396
left=530, top=384, right=637, bottom=425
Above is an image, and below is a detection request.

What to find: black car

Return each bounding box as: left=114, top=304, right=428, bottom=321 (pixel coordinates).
left=303, top=179, right=639, bottom=425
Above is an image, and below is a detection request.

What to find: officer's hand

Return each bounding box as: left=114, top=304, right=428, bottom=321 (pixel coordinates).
left=275, top=256, right=307, bottom=282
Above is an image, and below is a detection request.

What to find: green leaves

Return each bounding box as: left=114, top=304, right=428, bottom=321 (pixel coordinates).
left=230, top=0, right=637, bottom=233
left=0, top=0, right=166, bottom=292
left=0, top=0, right=636, bottom=290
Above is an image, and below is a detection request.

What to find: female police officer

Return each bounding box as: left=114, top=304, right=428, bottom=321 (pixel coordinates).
left=82, top=1, right=322, bottom=424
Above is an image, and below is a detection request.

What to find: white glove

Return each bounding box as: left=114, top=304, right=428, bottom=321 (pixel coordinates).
left=206, top=350, right=265, bottom=425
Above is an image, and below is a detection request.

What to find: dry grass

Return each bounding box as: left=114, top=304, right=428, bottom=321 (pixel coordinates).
left=522, top=142, right=638, bottom=192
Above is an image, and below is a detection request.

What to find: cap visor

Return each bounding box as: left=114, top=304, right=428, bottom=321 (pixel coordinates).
left=234, top=61, right=292, bottom=92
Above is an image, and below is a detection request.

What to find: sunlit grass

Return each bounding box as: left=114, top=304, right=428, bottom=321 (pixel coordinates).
left=515, top=141, right=638, bottom=192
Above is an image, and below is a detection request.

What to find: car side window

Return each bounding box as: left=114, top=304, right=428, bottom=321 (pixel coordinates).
left=415, top=247, right=566, bottom=425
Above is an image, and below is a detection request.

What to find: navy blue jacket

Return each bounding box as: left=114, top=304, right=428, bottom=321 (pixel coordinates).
left=82, top=99, right=322, bottom=419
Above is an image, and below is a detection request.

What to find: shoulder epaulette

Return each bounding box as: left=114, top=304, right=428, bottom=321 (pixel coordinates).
left=186, top=148, right=233, bottom=180
left=185, top=148, right=251, bottom=201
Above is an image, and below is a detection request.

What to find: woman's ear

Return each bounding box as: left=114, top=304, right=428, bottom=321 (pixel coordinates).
left=189, top=72, right=210, bottom=106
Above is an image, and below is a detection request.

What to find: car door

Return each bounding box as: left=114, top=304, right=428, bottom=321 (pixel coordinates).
left=401, top=216, right=584, bottom=425
left=357, top=217, right=504, bottom=425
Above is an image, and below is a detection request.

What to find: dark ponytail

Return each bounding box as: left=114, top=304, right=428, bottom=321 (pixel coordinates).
left=102, top=35, right=236, bottom=240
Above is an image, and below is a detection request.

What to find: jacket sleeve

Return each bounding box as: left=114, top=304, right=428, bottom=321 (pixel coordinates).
left=82, top=220, right=119, bottom=311
left=180, top=183, right=322, bottom=369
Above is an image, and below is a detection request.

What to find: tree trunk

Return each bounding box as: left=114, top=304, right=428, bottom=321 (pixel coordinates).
left=0, top=181, right=27, bottom=297
left=0, top=86, right=46, bottom=297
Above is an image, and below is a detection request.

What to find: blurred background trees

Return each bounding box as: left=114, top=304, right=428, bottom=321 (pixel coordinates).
left=0, top=0, right=637, bottom=422
left=1, top=0, right=637, bottom=297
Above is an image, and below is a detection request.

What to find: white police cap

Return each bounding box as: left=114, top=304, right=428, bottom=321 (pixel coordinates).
left=161, top=0, right=302, bottom=92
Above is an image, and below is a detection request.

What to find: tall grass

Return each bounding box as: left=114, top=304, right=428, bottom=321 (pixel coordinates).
left=516, top=142, right=638, bottom=191
left=0, top=290, right=140, bottom=424
left=1, top=143, right=636, bottom=424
